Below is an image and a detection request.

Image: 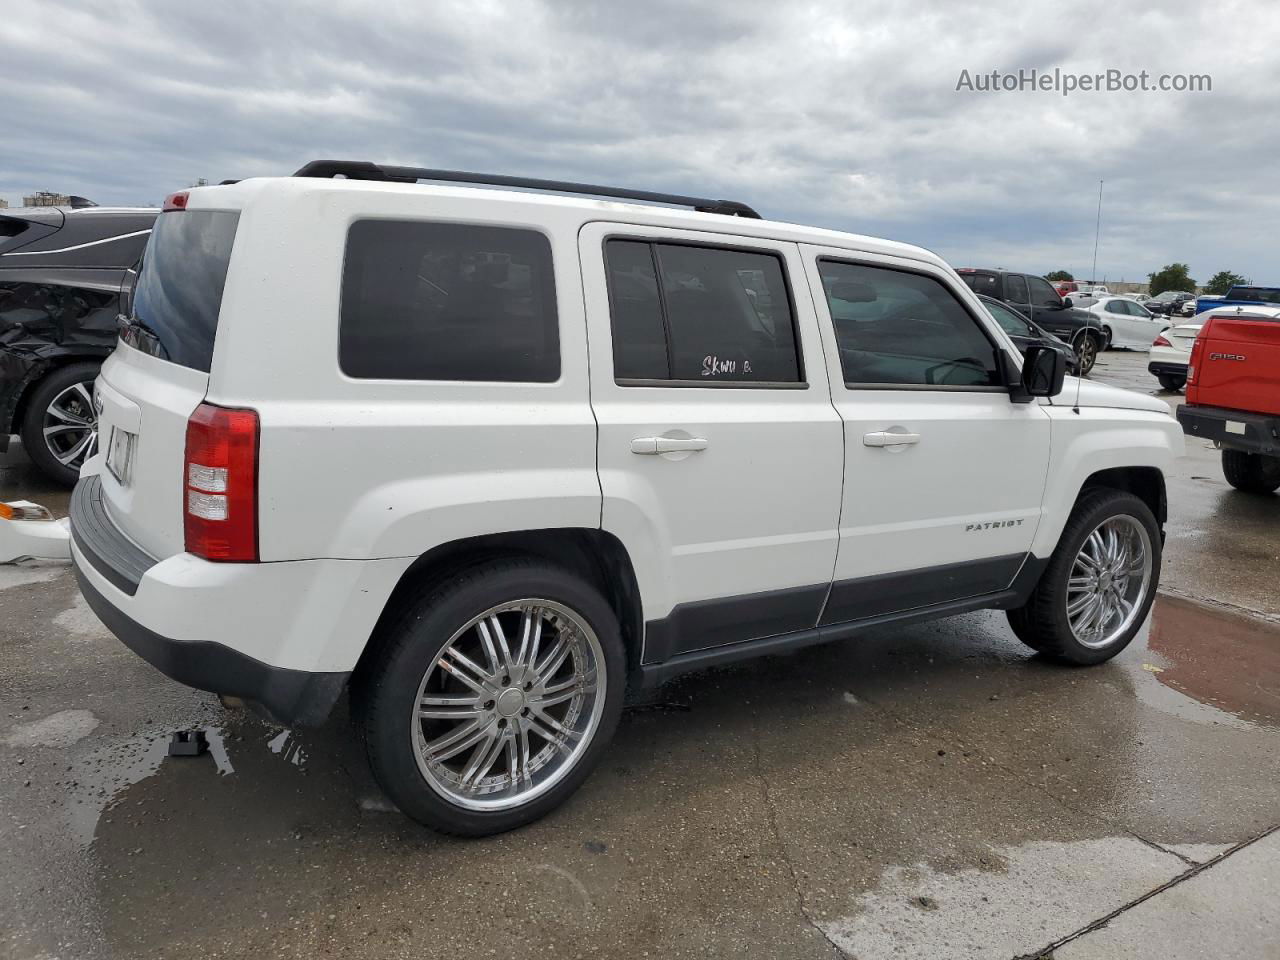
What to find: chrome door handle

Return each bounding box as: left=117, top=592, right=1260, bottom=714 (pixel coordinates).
left=631, top=437, right=709, bottom=455
left=863, top=430, right=920, bottom=447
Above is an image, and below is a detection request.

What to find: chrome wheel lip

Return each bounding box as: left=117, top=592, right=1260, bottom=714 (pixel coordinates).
left=410, top=598, right=606, bottom=813
left=1066, top=515, right=1153, bottom=649
left=42, top=380, right=98, bottom=470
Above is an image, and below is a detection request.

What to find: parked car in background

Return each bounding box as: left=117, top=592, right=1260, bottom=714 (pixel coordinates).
left=1177, top=306, right=1280, bottom=493
left=1, top=203, right=156, bottom=484
left=1146, top=290, right=1195, bottom=317
left=1053, top=280, right=1079, bottom=298
left=977, top=295, right=1079, bottom=373
left=1132, top=293, right=1152, bottom=304
left=1179, top=297, right=1201, bottom=317
left=1077, top=296, right=1168, bottom=350
left=70, top=162, right=1181, bottom=836
left=1148, top=318, right=1204, bottom=392
left=957, top=268, right=1105, bottom=373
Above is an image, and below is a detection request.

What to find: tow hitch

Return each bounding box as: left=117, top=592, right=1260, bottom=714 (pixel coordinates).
left=0, top=501, right=71, bottom=563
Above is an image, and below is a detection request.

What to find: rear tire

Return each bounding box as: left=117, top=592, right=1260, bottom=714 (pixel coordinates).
left=355, top=559, right=625, bottom=836
left=1073, top=333, right=1100, bottom=376
left=19, top=362, right=101, bottom=487
left=1007, top=489, right=1161, bottom=665
left=1222, top=449, right=1280, bottom=495
left=1157, top=374, right=1185, bottom=392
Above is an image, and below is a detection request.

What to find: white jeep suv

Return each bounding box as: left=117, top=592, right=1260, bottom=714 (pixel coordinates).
left=71, top=161, right=1183, bottom=835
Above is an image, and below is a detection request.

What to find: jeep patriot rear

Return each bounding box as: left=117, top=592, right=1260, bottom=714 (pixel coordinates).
left=71, top=161, right=1183, bottom=835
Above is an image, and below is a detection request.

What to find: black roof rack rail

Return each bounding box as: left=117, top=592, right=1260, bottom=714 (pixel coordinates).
left=292, top=160, right=762, bottom=219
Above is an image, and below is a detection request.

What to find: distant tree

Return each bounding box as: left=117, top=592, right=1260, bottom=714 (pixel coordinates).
left=1045, top=270, right=1074, bottom=282
left=1204, top=270, right=1247, bottom=295
left=1148, top=263, right=1195, bottom=296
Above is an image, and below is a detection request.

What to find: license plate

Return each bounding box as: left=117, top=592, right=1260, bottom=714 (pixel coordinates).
left=106, top=427, right=137, bottom=485
left=1225, top=421, right=1247, bottom=436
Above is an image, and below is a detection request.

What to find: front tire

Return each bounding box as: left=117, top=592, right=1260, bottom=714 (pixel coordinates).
left=1007, top=490, right=1160, bottom=665
left=1157, top=374, right=1186, bottom=392
left=19, top=362, right=101, bottom=487
left=355, top=559, right=625, bottom=836
left=1222, top=449, right=1280, bottom=495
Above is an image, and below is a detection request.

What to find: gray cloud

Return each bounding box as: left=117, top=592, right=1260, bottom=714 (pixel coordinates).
left=3, top=0, right=1276, bottom=283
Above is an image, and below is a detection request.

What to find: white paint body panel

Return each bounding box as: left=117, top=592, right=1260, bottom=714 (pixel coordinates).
left=800, top=245, right=1049, bottom=581
left=579, top=223, right=844, bottom=622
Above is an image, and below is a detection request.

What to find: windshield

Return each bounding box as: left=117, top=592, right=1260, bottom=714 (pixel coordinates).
left=126, top=211, right=240, bottom=371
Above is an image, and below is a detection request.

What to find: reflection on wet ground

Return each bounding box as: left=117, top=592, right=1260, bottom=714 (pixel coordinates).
left=1148, top=595, right=1279, bottom=728
left=0, top=598, right=1262, bottom=959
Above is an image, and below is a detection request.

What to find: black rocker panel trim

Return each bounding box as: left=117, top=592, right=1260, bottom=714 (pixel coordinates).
left=819, top=553, right=1027, bottom=626
left=642, top=553, right=1039, bottom=666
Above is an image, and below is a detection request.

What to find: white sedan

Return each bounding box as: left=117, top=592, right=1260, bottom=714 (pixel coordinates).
left=1078, top=296, right=1168, bottom=349
left=1147, top=304, right=1280, bottom=392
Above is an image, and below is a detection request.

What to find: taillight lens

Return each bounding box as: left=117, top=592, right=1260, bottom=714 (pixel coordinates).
left=184, top=402, right=259, bottom=562
left=1152, top=334, right=1172, bottom=347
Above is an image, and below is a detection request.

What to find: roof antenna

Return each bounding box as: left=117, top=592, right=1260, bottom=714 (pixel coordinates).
left=1074, top=179, right=1104, bottom=414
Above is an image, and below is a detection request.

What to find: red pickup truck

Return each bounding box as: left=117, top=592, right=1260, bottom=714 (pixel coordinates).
left=1176, top=307, right=1280, bottom=494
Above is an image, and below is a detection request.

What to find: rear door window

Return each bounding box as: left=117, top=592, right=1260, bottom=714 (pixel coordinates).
left=1004, top=274, right=1030, bottom=304
left=126, top=211, right=240, bottom=372
left=604, top=240, right=801, bottom=384
left=958, top=271, right=1000, bottom=298
left=340, top=220, right=559, bottom=382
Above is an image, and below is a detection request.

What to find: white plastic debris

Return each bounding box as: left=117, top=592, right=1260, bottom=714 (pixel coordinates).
left=0, top=501, right=71, bottom=563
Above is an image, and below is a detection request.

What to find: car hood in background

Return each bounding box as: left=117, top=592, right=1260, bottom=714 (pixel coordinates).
left=1056, top=378, right=1172, bottom=414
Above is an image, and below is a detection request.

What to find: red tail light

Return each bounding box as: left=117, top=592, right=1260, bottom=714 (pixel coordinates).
left=1186, top=335, right=1203, bottom=385
left=184, top=402, right=259, bottom=562
left=163, top=191, right=189, bottom=212
left=1152, top=333, right=1172, bottom=347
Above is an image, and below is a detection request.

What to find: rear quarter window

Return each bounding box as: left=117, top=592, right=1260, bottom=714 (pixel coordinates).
left=339, top=220, right=559, bottom=382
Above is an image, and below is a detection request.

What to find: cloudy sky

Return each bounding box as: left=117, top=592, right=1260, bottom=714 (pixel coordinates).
left=4, top=0, right=1277, bottom=284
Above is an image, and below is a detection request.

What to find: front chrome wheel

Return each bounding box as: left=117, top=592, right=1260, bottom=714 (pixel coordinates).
left=410, top=599, right=606, bottom=812
left=42, top=380, right=97, bottom=469
left=1066, top=515, right=1153, bottom=648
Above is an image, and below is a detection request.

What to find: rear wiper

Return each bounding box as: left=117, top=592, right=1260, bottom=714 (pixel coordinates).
left=116, top=314, right=170, bottom=360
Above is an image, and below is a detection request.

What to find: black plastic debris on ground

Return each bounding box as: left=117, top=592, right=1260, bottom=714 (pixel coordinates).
left=168, top=730, right=209, bottom=757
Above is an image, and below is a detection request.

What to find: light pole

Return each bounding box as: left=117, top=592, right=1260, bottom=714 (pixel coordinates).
left=1091, top=179, right=1103, bottom=284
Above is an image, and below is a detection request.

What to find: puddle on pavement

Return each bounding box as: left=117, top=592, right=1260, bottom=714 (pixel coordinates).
left=1135, top=595, right=1280, bottom=729
left=65, top=717, right=337, bottom=846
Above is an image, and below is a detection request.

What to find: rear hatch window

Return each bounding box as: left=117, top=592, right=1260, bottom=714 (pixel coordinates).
left=124, top=211, right=240, bottom=371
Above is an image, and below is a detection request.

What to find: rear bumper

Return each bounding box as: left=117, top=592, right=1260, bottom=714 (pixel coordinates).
left=74, top=563, right=347, bottom=726
left=69, top=474, right=412, bottom=726
left=1176, top=404, right=1280, bottom=457
left=1148, top=360, right=1188, bottom=378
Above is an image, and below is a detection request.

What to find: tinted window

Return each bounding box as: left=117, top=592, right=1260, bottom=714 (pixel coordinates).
left=1027, top=276, right=1062, bottom=307
left=340, top=220, right=558, bottom=382
left=1104, top=299, right=1128, bottom=314
left=1005, top=274, right=1029, bottom=303
left=127, top=211, right=239, bottom=372
left=984, top=299, right=1036, bottom=337
left=958, top=271, right=1000, bottom=297
left=1232, top=287, right=1280, bottom=304
left=604, top=240, right=801, bottom=383
left=818, top=260, right=1002, bottom=388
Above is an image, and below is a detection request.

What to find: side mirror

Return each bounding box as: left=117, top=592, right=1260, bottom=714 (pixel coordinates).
left=1063, top=296, right=1073, bottom=308
left=1019, top=345, right=1067, bottom=398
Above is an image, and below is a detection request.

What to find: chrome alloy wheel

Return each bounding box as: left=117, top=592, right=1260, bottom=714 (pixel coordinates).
left=410, top=599, right=606, bottom=811
left=42, top=381, right=98, bottom=469
left=1066, top=515, right=1153, bottom=649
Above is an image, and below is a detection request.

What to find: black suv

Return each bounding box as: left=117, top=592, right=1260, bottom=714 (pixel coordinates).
left=1, top=203, right=156, bottom=484
left=957, top=268, right=1106, bottom=374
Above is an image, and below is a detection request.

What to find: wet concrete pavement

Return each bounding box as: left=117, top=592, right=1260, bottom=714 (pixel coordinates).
left=2, top=350, right=1277, bottom=959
